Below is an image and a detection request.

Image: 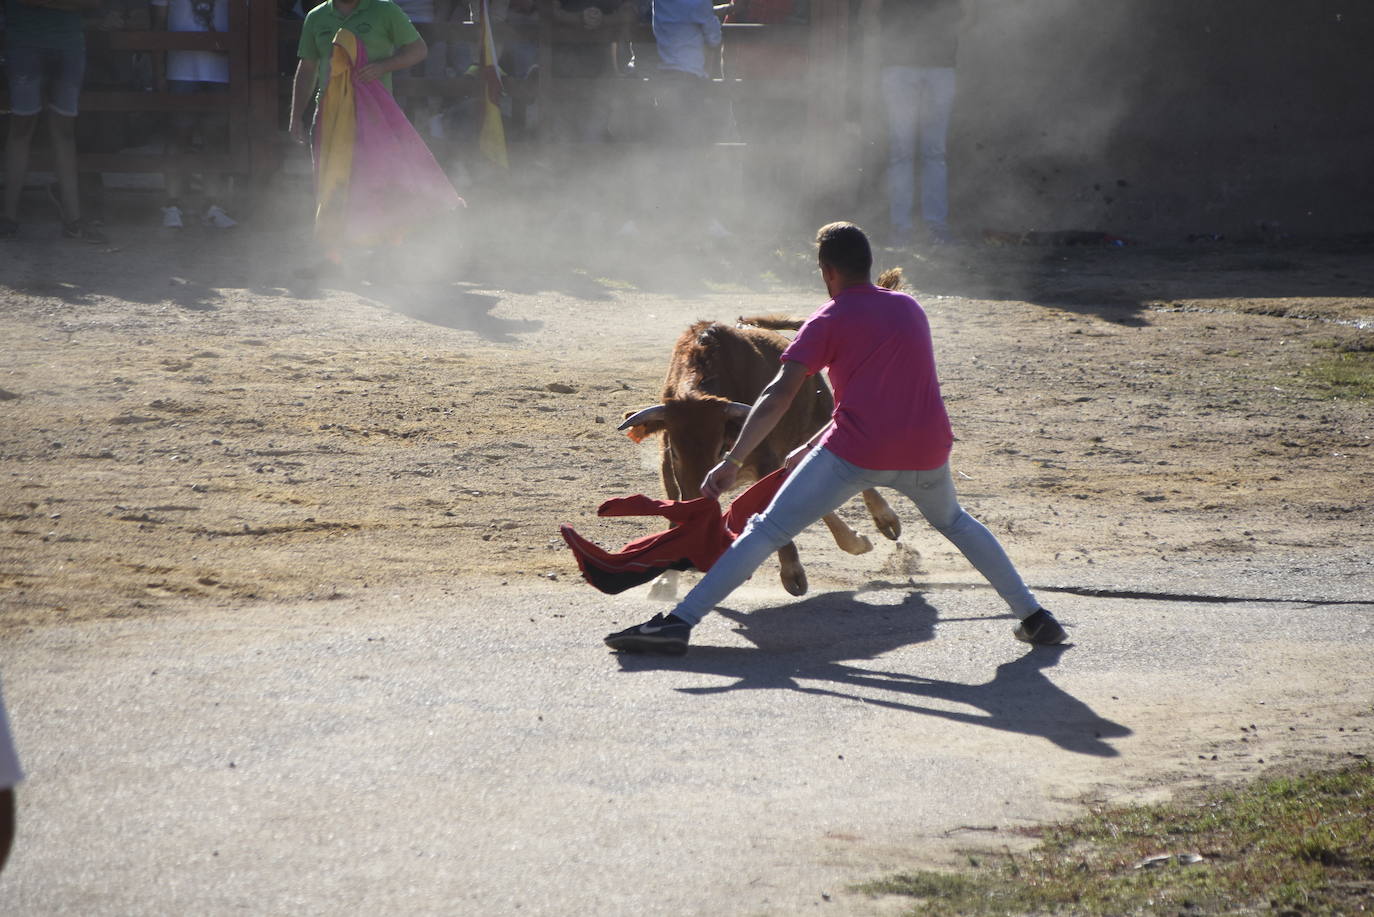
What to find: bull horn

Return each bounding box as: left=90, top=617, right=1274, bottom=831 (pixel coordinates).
left=725, top=401, right=752, bottom=419
left=617, top=405, right=666, bottom=431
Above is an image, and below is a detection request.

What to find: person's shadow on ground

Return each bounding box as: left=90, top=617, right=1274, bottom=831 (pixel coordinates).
left=613, top=590, right=1130, bottom=757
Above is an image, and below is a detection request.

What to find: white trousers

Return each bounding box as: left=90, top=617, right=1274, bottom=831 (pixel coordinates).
left=880, top=65, right=957, bottom=235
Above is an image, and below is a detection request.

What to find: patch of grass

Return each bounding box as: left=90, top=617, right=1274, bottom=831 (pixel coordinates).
left=1302, top=349, right=1374, bottom=400
left=858, top=760, right=1374, bottom=916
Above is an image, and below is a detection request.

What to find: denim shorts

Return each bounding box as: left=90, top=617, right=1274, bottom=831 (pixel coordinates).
left=4, top=45, right=85, bottom=117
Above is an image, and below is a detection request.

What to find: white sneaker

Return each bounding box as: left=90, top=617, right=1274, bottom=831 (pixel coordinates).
left=705, top=217, right=732, bottom=239
left=203, top=205, right=237, bottom=229
left=162, top=205, right=184, bottom=229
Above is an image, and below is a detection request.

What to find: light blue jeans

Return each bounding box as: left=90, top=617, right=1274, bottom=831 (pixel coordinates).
left=880, top=65, right=956, bottom=236
left=671, top=448, right=1039, bottom=626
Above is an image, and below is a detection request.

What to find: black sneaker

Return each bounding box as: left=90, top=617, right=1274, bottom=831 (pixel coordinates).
left=0, top=217, right=17, bottom=240
left=62, top=219, right=108, bottom=244
left=1013, top=609, right=1068, bottom=646
left=604, top=613, right=691, bottom=655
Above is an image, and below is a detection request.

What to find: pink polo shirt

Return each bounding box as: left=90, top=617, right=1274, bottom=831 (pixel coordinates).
left=781, top=283, right=953, bottom=471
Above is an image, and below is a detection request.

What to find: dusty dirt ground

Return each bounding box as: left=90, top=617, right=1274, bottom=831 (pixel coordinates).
left=2, top=215, right=1371, bottom=634
left=3, top=209, right=1373, bottom=915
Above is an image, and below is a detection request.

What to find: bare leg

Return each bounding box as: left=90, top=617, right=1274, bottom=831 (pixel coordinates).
left=4, top=114, right=39, bottom=222
left=163, top=114, right=194, bottom=212
left=47, top=113, right=80, bottom=223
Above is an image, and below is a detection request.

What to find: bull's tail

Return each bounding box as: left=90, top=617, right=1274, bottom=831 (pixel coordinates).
left=877, top=267, right=904, bottom=291
left=737, top=314, right=803, bottom=331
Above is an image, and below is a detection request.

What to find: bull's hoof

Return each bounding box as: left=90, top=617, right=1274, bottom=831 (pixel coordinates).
left=840, top=534, right=874, bottom=556
left=875, top=514, right=902, bottom=541
left=782, top=571, right=809, bottom=596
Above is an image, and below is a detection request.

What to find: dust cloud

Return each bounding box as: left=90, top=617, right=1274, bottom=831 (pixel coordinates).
left=293, top=0, right=1373, bottom=302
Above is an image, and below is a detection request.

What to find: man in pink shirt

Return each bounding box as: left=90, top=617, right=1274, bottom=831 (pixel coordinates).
left=605, top=221, right=1066, bottom=655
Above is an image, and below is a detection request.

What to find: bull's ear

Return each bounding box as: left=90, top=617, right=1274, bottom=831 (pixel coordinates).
left=620, top=410, right=665, bottom=444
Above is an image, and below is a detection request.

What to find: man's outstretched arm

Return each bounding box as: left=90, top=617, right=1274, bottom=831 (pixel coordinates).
left=701, top=360, right=810, bottom=499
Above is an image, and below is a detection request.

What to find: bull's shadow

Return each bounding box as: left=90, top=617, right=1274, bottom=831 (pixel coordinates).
left=613, top=590, right=1129, bottom=757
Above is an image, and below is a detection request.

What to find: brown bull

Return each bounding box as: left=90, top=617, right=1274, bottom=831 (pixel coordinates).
left=618, top=319, right=901, bottom=599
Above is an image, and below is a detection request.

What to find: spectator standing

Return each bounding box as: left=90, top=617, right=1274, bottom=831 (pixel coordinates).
left=150, top=0, right=240, bottom=229
left=861, top=0, right=968, bottom=247
left=1, top=0, right=106, bottom=242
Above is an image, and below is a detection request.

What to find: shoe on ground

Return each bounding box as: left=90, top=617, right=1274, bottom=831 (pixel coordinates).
left=203, top=205, right=237, bottom=229
left=62, top=219, right=107, bottom=244
left=1014, top=608, right=1067, bottom=646
left=0, top=217, right=17, bottom=240
left=162, top=205, right=184, bottom=229
left=604, top=613, right=691, bottom=655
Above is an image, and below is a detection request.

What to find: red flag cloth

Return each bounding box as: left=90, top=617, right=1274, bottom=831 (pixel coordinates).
left=560, top=469, right=789, bottom=594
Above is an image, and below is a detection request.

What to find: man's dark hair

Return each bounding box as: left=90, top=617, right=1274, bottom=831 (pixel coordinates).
left=815, top=221, right=873, bottom=278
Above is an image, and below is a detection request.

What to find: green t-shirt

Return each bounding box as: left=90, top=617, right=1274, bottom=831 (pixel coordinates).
left=297, top=0, right=421, bottom=94
left=2, top=0, right=86, bottom=52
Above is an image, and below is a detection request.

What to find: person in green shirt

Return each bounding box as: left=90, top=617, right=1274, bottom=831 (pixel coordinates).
left=287, top=0, right=428, bottom=145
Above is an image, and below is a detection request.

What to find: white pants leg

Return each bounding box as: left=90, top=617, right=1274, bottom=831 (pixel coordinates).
left=880, top=65, right=920, bottom=238
left=881, top=65, right=957, bottom=234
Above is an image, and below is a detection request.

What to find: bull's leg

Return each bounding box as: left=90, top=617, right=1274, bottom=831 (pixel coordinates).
left=660, top=447, right=681, bottom=502
left=821, top=512, right=874, bottom=555
left=862, top=488, right=902, bottom=541
left=777, top=541, right=808, bottom=596
left=648, top=569, right=680, bottom=601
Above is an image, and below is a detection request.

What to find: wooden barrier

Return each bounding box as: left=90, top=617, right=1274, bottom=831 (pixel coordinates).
left=2, top=2, right=848, bottom=203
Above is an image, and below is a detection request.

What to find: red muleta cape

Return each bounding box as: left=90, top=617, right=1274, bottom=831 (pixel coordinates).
left=560, top=469, right=789, bottom=594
